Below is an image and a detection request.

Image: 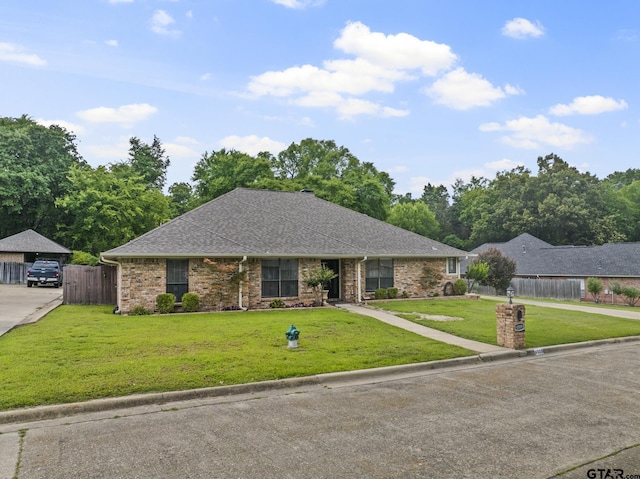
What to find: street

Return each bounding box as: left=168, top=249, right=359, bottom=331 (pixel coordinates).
left=1, top=342, right=639, bottom=478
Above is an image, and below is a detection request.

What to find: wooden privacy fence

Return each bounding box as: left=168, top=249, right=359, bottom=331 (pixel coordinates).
left=63, top=265, right=117, bottom=305
left=0, top=262, right=31, bottom=284
left=474, top=278, right=582, bottom=301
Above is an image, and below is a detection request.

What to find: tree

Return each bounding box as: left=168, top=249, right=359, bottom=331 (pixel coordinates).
left=56, top=164, right=170, bottom=254
left=127, top=136, right=170, bottom=190
left=168, top=182, right=194, bottom=217
left=476, top=248, right=516, bottom=293
left=303, top=265, right=338, bottom=306
left=586, top=277, right=604, bottom=303
left=192, top=148, right=273, bottom=203
left=0, top=115, right=85, bottom=239
left=465, top=260, right=489, bottom=293
left=420, top=183, right=453, bottom=239
left=386, top=201, right=439, bottom=237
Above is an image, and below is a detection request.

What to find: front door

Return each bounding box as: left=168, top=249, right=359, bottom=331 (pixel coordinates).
left=321, top=259, right=340, bottom=300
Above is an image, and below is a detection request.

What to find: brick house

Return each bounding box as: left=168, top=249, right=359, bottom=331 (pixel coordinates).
left=101, top=188, right=470, bottom=314
left=463, top=233, right=640, bottom=303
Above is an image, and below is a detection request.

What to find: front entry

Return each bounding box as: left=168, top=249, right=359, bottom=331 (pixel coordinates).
left=321, top=259, right=340, bottom=300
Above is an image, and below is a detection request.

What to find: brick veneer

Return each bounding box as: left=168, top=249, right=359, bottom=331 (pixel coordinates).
left=0, top=253, right=24, bottom=262
left=118, top=256, right=462, bottom=314
left=496, top=303, right=526, bottom=349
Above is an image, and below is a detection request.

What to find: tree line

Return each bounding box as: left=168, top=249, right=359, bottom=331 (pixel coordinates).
left=1, top=115, right=639, bottom=258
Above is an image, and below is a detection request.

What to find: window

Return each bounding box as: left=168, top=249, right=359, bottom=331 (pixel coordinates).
left=366, top=259, right=394, bottom=292
left=447, top=257, right=457, bottom=275
left=262, top=259, right=298, bottom=298
left=167, top=259, right=189, bottom=302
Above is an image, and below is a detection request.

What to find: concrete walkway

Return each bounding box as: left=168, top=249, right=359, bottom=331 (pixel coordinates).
left=0, top=285, right=63, bottom=337
left=335, top=302, right=508, bottom=353
left=481, top=295, right=640, bottom=320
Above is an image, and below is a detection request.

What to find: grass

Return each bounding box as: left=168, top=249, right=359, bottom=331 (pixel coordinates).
left=0, top=305, right=474, bottom=411
left=372, top=298, right=640, bottom=348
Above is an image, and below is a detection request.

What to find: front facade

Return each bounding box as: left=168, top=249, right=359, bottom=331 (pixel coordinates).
left=102, top=189, right=469, bottom=314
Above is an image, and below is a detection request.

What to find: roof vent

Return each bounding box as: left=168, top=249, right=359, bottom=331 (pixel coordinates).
left=300, top=189, right=315, bottom=195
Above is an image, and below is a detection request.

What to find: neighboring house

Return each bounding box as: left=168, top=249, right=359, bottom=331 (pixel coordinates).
left=463, top=233, right=640, bottom=302
left=0, top=229, right=71, bottom=264
left=101, top=188, right=470, bottom=314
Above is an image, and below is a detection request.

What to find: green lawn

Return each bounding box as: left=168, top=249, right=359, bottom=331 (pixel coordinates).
left=0, top=305, right=473, bottom=411
left=372, top=298, right=640, bottom=348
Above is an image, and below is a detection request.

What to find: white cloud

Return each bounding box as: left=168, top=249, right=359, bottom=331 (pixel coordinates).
left=334, top=21, right=457, bottom=76
left=219, top=135, right=286, bottom=155
left=77, top=103, right=158, bottom=124
left=35, top=118, right=85, bottom=135
left=485, top=158, right=523, bottom=171
left=186, top=10, right=193, bottom=19
left=174, top=136, right=199, bottom=145
left=248, top=21, right=456, bottom=118
left=105, top=39, right=119, bottom=47
left=151, top=10, right=181, bottom=37
left=425, top=68, right=521, bottom=110
left=271, top=0, right=325, bottom=9
left=164, top=142, right=200, bottom=160
left=502, top=18, right=545, bottom=39
left=479, top=115, right=593, bottom=149
left=0, top=43, right=46, bottom=66
left=83, top=138, right=130, bottom=162
left=549, top=95, right=628, bottom=116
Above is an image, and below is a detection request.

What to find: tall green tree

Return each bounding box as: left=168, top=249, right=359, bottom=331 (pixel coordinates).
left=0, top=115, right=85, bottom=239
left=192, top=148, right=273, bottom=203
left=476, top=248, right=517, bottom=293
left=127, top=135, right=170, bottom=190
left=167, top=182, right=194, bottom=217
left=56, top=164, right=170, bottom=254
left=386, top=201, right=439, bottom=237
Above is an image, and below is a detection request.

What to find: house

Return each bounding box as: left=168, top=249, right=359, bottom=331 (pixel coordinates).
left=463, top=233, right=640, bottom=302
left=0, top=229, right=71, bottom=264
left=0, top=229, right=71, bottom=284
left=101, top=188, right=470, bottom=314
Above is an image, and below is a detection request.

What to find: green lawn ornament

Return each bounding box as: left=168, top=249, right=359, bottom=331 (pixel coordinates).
left=285, top=325, right=300, bottom=348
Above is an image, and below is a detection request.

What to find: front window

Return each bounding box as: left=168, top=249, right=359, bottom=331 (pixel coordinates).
left=366, top=259, right=394, bottom=292
left=262, top=259, right=298, bottom=297
left=167, top=259, right=189, bottom=302
left=447, top=257, right=457, bottom=275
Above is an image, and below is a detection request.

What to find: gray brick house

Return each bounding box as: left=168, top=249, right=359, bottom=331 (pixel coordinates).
left=101, top=188, right=469, bottom=314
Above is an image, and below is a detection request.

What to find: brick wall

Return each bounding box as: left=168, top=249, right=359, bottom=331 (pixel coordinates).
left=0, top=253, right=24, bottom=262
left=118, top=256, right=463, bottom=314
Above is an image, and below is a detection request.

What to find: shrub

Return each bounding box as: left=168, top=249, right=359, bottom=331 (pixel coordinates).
left=156, top=293, right=176, bottom=314
left=69, top=250, right=100, bottom=266
left=374, top=288, right=388, bottom=299
left=586, top=277, right=604, bottom=303
left=181, top=293, right=200, bottom=312
left=621, top=286, right=640, bottom=306
left=269, top=298, right=285, bottom=309
left=401, top=291, right=409, bottom=298
left=130, top=305, right=153, bottom=316
left=387, top=287, right=398, bottom=299
left=453, top=279, right=467, bottom=295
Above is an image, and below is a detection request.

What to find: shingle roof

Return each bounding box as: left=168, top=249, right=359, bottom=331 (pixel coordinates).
left=0, top=229, right=71, bottom=254
left=464, top=233, right=640, bottom=277
left=102, top=188, right=469, bottom=259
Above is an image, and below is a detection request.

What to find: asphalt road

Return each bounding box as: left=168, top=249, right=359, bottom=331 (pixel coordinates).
left=1, top=342, right=639, bottom=479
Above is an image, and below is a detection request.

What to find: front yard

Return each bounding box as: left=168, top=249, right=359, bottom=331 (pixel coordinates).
left=371, top=298, right=640, bottom=347
left=0, top=305, right=473, bottom=411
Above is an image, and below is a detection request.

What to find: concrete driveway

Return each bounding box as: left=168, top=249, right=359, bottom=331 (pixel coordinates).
left=0, top=284, right=63, bottom=336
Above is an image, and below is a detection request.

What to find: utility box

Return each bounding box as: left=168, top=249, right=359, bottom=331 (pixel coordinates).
left=496, top=304, right=526, bottom=349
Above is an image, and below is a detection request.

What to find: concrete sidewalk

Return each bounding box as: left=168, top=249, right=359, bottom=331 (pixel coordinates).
left=335, top=302, right=508, bottom=353
left=481, top=295, right=640, bottom=320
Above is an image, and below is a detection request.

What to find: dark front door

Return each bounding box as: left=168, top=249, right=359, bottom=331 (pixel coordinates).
left=321, top=259, right=340, bottom=300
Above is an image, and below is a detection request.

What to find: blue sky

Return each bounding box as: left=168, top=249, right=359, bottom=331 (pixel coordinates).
left=2, top=0, right=638, bottom=195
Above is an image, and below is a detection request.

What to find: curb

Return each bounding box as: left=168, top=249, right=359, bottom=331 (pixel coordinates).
left=2, top=336, right=638, bottom=426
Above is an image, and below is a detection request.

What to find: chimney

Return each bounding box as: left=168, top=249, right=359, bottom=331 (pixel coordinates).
left=300, top=189, right=315, bottom=195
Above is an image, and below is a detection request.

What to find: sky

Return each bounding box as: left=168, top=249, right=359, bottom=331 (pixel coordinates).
left=2, top=1, right=639, bottom=195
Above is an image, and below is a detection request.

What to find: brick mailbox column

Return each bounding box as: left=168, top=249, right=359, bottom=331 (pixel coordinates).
left=496, top=304, right=526, bottom=349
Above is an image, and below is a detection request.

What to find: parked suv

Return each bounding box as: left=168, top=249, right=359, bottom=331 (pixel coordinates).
left=26, top=260, right=62, bottom=288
